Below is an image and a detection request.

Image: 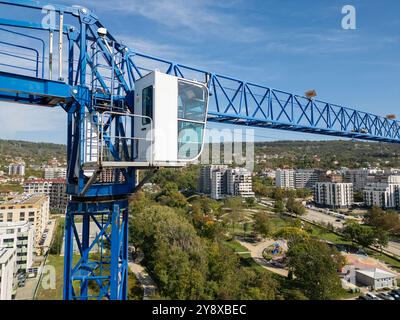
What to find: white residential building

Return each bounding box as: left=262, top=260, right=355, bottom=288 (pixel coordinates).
left=226, top=168, right=255, bottom=198
left=275, top=169, right=295, bottom=189
left=44, top=167, right=67, bottom=179
left=211, top=170, right=226, bottom=200
left=0, top=247, right=16, bottom=300
left=0, top=194, right=50, bottom=255
left=363, top=175, right=400, bottom=209
left=356, top=268, right=397, bottom=290
left=24, top=178, right=68, bottom=213
left=0, top=221, right=34, bottom=273
left=8, top=163, right=25, bottom=176
left=314, top=182, right=354, bottom=208
left=199, top=165, right=227, bottom=195
left=201, top=166, right=254, bottom=200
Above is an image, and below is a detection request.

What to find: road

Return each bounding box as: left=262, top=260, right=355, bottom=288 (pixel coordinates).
left=302, top=207, right=400, bottom=258
left=303, top=208, right=345, bottom=229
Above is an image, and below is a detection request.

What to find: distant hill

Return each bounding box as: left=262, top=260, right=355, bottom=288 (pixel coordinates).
left=0, top=139, right=399, bottom=172
left=0, top=139, right=66, bottom=168
left=254, top=140, right=400, bottom=170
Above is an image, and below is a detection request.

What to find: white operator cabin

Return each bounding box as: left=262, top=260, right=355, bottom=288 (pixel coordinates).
left=83, top=71, right=209, bottom=170
left=133, top=71, right=209, bottom=167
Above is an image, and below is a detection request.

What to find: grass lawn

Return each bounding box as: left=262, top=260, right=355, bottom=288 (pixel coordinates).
left=36, top=254, right=76, bottom=300
left=224, top=239, right=250, bottom=253
left=36, top=254, right=143, bottom=300
left=367, top=250, right=400, bottom=271
left=238, top=253, right=272, bottom=274
left=307, top=225, right=353, bottom=245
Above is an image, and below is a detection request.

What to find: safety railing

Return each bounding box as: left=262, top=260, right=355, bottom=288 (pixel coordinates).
left=95, top=111, right=154, bottom=167
left=0, top=27, right=45, bottom=78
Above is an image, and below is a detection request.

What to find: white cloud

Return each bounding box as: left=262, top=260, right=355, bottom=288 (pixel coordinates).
left=72, top=0, right=264, bottom=43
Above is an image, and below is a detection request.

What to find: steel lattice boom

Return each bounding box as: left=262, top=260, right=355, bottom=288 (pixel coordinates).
left=0, top=0, right=399, bottom=300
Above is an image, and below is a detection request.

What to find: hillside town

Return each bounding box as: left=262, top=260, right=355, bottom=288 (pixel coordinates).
left=2, top=141, right=400, bottom=300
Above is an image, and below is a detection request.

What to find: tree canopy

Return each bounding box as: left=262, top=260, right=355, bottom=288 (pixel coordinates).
left=286, top=239, right=345, bottom=300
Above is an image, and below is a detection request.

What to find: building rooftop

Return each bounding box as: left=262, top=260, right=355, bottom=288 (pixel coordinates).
left=356, top=268, right=396, bottom=279
left=24, top=178, right=66, bottom=184
left=0, top=220, right=32, bottom=229
left=0, top=193, right=47, bottom=206
left=0, top=247, right=15, bottom=264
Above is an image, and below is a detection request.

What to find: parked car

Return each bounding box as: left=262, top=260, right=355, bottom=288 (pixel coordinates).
left=391, top=289, right=400, bottom=295
left=388, top=292, right=400, bottom=300
left=366, top=293, right=381, bottom=300
left=377, top=293, right=395, bottom=301
left=358, top=295, right=373, bottom=300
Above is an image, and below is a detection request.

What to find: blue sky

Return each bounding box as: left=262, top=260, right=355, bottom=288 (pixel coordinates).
left=1, top=0, right=400, bottom=144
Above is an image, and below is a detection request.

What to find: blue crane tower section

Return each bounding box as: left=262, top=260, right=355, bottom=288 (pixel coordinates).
left=0, top=0, right=399, bottom=300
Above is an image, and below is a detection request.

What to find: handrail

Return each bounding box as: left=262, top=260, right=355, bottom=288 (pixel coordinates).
left=100, top=111, right=154, bottom=165
left=0, top=26, right=45, bottom=77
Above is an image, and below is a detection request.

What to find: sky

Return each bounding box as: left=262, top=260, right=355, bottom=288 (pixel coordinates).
left=0, top=0, right=400, bottom=144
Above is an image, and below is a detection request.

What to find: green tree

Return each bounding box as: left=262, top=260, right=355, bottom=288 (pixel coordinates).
left=156, top=182, right=188, bottom=209
left=129, top=191, right=153, bottom=214
left=286, top=196, right=306, bottom=216
left=130, top=205, right=208, bottom=299
left=374, top=228, right=389, bottom=253
left=245, top=197, right=256, bottom=208
left=274, top=227, right=309, bottom=245
left=342, top=222, right=376, bottom=248
left=253, top=212, right=271, bottom=238
left=224, top=197, right=243, bottom=233
left=49, top=218, right=65, bottom=255
left=364, top=206, right=400, bottom=235
left=273, top=200, right=285, bottom=214
left=286, top=239, right=344, bottom=300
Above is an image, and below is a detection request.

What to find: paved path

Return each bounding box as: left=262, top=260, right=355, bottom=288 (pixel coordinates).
left=128, top=261, right=157, bottom=300
left=42, top=219, right=56, bottom=254
left=236, top=238, right=289, bottom=277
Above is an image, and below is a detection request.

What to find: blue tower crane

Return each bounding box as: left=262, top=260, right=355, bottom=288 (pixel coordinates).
left=0, top=0, right=399, bottom=300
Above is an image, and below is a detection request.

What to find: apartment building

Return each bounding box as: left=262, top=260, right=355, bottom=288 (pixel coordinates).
left=211, top=169, right=227, bottom=200
left=44, top=167, right=67, bottom=179
left=363, top=175, right=400, bottom=209
left=344, top=168, right=385, bottom=192
left=199, top=165, right=228, bottom=195
left=226, top=168, right=255, bottom=198
left=275, top=169, right=295, bottom=189
left=0, top=247, right=15, bottom=300
left=0, top=221, right=34, bottom=274
left=314, top=182, right=354, bottom=208
left=294, top=169, right=319, bottom=189
left=200, top=166, right=254, bottom=200
left=24, top=178, right=68, bottom=213
left=0, top=194, right=49, bottom=255
left=8, top=163, right=25, bottom=176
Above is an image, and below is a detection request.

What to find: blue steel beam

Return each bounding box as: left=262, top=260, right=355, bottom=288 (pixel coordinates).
left=0, top=71, right=71, bottom=104
left=126, top=52, right=400, bottom=144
